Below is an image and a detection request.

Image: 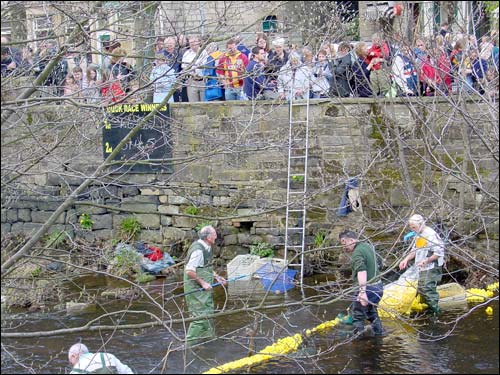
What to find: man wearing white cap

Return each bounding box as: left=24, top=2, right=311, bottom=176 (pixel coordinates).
left=399, top=214, right=445, bottom=315
left=263, top=37, right=289, bottom=99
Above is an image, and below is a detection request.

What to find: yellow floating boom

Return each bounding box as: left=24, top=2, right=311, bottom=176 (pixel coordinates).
left=203, top=319, right=341, bottom=374
left=203, top=281, right=498, bottom=374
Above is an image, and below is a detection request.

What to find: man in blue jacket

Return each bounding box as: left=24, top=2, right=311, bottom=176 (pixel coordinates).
left=243, top=47, right=267, bottom=100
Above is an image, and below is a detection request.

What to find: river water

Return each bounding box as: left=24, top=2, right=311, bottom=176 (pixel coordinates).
left=1, top=276, right=498, bottom=374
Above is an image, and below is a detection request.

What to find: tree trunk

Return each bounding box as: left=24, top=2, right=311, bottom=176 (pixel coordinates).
left=133, top=1, right=158, bottom=103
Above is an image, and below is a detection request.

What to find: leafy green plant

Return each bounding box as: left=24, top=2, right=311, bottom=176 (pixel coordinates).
left=291, top=175, right=305, bottom=182
left=345, top=17, right=359, bottom=40
left=134, top=272, right=156, bottom=284
left=31, top=266, right=42, bottom=278
left=250, top=242, right=275, bottom=258
left=119, top=216, right=142, bottom=241
left=195, top=220, right=213, bottom=232
left=79, top=213, right=94, bottom=230
left=44, top=230, right=68, bottom=248
left=185, top=205, right=199, bottom=215
left=314, top=231, right=326, bottom=248
left=484, top=1, right=499, bottom=16
left=108, top=245, right=142, bottom=277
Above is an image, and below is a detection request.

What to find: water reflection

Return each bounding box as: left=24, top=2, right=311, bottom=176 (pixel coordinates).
left=1, top=276, right=498, bottom=374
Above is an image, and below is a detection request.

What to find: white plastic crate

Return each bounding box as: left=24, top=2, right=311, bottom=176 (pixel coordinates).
left=226, top=254, right=260, bottom=280
left=227, top=255, right=288, bottom=280
left=252, top=257, right=287, bottom=278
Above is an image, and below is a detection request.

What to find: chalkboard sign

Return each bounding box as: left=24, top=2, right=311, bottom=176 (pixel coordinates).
left=102, top=103, right=172, bottom=173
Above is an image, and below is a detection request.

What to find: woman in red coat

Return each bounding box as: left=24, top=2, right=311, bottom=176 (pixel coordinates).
left=419, top=54, right=441, bottom=96
left=100, top=69, right=126, bottom=104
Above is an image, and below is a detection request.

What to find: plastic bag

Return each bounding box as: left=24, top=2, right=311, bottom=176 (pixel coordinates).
left=379, top=266, right=419, bottom=318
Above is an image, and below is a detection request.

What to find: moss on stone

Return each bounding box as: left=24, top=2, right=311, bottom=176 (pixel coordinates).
left=368, top=103, right=389, bottom=149
left=478, top=168, right=491, bottom=178
left=441, top=154, right=464, bottom=169
left=379, top=167, right=402, bottom=181
left=308, top=207, right=327, bottom=221
left=369, top=127, right=384, bottom=140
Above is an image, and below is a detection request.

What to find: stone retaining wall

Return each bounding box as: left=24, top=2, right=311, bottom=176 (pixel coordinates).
left=1, top=98, right=498, bottom=261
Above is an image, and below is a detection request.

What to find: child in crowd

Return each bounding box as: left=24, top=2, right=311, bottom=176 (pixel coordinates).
left=63, top=74, right=79, bottom=97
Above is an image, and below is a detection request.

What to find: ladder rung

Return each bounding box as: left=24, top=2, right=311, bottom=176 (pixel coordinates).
left=290, top=155, right=306, bottom=159
left=291, top=120, right=307, bottom=124
left=288, top=191, right=305, bottom=194
left=287, top=227, right=304, bottom=231
left=287, top=209, right=304, bottom=213
left=287, top=263, right=302, bottom=266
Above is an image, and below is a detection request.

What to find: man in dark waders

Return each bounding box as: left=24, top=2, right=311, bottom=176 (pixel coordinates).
left=339, top=230, right=384, bottom=337
left=184, top=225, right=226, bottom=343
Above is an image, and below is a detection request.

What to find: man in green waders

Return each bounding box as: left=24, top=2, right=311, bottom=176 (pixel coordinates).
left=184, top=225, right=226, bottom=343
left=399, top=214, right=445, bottom=316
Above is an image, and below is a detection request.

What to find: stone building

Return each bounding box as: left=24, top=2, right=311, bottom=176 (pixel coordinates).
left=358, top=1, right=496, bottom=41
left=2, top=1, right=496, bottom=63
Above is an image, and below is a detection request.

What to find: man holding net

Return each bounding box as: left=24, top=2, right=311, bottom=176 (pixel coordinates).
left=184, top=225, right=226, bottom=343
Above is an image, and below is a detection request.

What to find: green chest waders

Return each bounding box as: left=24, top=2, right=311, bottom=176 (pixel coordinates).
left=184, top=265, right=215, bottom=342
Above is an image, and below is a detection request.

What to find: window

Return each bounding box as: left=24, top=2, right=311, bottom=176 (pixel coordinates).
left=263, top=15, right=277, bottom=33
left=364, top=1, right=395, bottom=21
left=33, top=15, right=54, bottom=39
left=1, top=19, right=12, bottom=39
left=114, top=9, right=135, bottom=34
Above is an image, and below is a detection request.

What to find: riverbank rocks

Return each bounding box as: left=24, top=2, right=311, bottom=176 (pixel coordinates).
left=66, top=301, right=96, bottom=315
left=101, top=287, right=141, bottom=300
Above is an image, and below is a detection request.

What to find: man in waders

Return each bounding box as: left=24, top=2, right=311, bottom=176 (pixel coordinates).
left=184, top=225, right=226, bottom=343
left=399, top=214, right=445, bottom=316
left=68, top=343, right=133, bottom=374
left=339, top=230, right=384, bottom=337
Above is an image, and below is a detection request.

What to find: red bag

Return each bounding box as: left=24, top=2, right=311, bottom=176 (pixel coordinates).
left=145, top=246, right=163, bottom=261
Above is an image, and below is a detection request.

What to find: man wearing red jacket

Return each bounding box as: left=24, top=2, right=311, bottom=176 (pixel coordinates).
left=216, top=39, right=249, bottom=100
left=366, top=33, right=392, bottom=96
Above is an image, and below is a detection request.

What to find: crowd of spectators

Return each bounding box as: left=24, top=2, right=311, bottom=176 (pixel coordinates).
left=1, top=24, right=499, bottom=104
